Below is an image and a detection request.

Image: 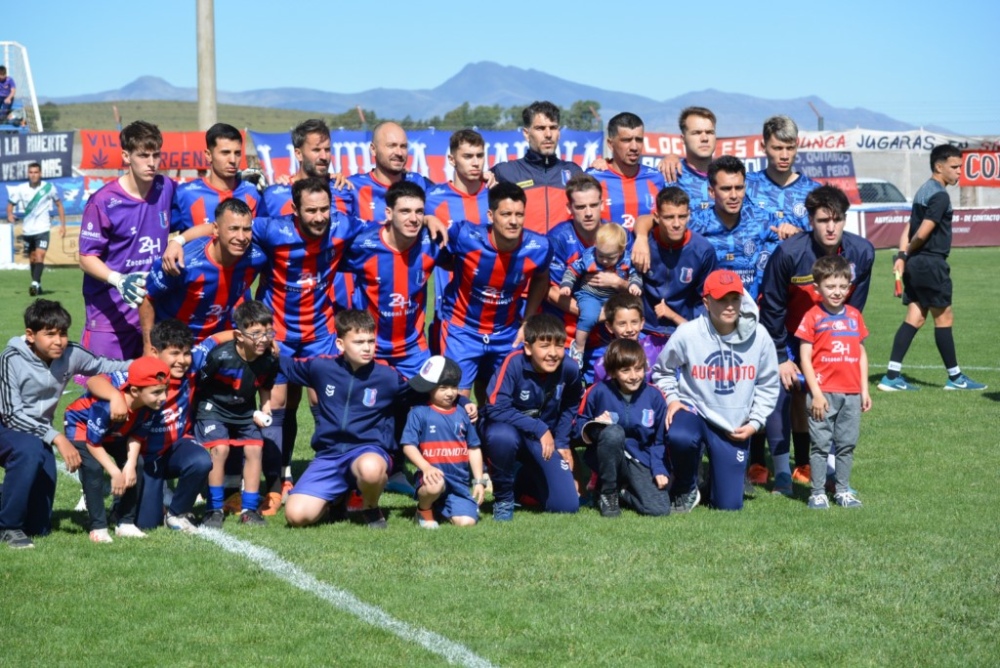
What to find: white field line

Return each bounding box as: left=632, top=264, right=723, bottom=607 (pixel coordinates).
left=55, top=463, right=497, bottom=668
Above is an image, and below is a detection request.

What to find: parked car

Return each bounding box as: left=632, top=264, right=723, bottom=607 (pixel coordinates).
left=855, top=178, right=910, bottom=210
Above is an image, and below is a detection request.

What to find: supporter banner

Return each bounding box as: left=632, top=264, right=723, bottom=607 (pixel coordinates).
left=861, top=208, right=1000, bottom=249
left=0, top=132, right=74, bottom=181
left=960, top=150, right=1000, bottom=188
left=79, top=130, right=248, bottom=171
left=248, top=129, right=602, bottom=184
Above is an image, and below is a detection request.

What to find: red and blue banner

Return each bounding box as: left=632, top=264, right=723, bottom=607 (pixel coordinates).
left=79, top=130, right=249, bottom=171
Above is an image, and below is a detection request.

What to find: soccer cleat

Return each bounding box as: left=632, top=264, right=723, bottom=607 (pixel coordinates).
left=114, top=523, right=147, bottom=538
left=201, top=509, right=225, bottom=529
left=414, top=509, right=439, bottom=529
left=877, top=375, right=920, bottom=392
left=239, top=509, right=266, bottom=526
left=385, top=470, right=416, bottom=496
left=807, top=494, right=831, bottom=510
left=944, top=374, right=987, bottom=391
left=222, top=492, right=242, bottom=515
left=346, top=490, right=364, bottom=512
left=1, top=528, right=35, bottom=549
left=747, top=463, right=769, bottom=485
left=791, top=465, right=812, bottom=485
left=671, top=488, right=701, bottom=514
left=89, top=528, right=114, bottom=544
left=597, top=492, right=621, bottom=518
left=361, top=507, right=388, bottom=529
left=492, top=500, right=514, bottom=522
left=834, top=492, right=863, bottom=508
left=772, top=472, right=793, bottom=497
left=29, top=282, right=39, bottom=296
left=259, top=492, right=283, bottom=517
left=164, top=513, right=199, bottom=533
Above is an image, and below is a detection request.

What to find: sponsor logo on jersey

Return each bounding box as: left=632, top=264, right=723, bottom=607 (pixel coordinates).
left=693, top=350, right=755, bottom=395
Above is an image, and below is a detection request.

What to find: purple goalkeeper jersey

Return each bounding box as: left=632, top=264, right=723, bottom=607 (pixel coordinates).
left=78, top=176, right=176, bottom=332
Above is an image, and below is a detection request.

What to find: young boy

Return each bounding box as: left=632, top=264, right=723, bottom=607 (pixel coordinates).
left=590, top=293, right=660, bottom=383
left=651, top=270, right=779, bottom=512
left=558, top=222, right=642, bottom=363
left=481, top=314, right=584, bottom=521
left=577, top=338, right=670, bottom=518
left=796, top=255, right=871, bottom=509
left=196, top=301, right=278, bottom=528
left=0, top=300, right=130, bottom=548
left=65, top=357, right=171, bottom=543
left=84, top=319, right=214, bottom=532
left=402, top=356, right=485, bottom=528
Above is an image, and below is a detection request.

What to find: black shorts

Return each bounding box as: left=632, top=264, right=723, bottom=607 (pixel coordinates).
left=902, top=254, right=952, bottom=309
left=22, top=231, right=50, bottom=254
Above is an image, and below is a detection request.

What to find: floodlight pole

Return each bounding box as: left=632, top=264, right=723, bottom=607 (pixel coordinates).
left=808, top=101, right=824, bottom=131
left=196, top=0, right=217, bottom=130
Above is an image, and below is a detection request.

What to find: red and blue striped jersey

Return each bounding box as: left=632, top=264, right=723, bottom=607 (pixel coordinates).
left=146, top=236, right=266, bottom=343
left=64, top=392, right=163, bottom=454
left=425, top=182, right=490, bottom=224
left=347, top=171, right=436, bottom=222
left=667, top=159, right=713, bottom=212
left=343, top=226, right=450, bottom=358
left=195, top=339, right=279, bottom=425
left=171, top=178, right=260, bottom=232
left=745, top=170, right=821, bottom=231
left=401, top=403, right=480, bottom=488
left=259, top=181, right=355, bottom=218
left=440, top=220, right=553, bottom=334
left=587, top=165, right=664, bottom=230
left=252, top=213, right=366, bottom=345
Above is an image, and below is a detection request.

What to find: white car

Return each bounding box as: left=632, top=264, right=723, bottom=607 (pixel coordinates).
left=855, top=178, right=910, bottom=211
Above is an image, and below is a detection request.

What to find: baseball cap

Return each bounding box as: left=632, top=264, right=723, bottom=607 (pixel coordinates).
left=702, top=269, right=745, bottom=299
left=408, top=355, right=462, bottom=393
left=126, top=357, right=171, bottom=388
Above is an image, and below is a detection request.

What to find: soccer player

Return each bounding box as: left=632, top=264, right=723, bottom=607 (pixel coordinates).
left=759, top=185, right=875, bottom=493
left=587, top=112, right=664, bottom=230
left=745, top=115, right=820, bottom=231
left=481, top=314, right=583, bottom=520
left=879, top=144, right=986, bottom=392
left=347, top=121, right=435, bottom=222
left=6, top=161, right=66, bottom=295
left=0, top=66, right=15, bottom=122
left=141, top=199, right=265, bottom=350
left=492, top=100, right=583, bottom=234
left=436, top=182, right=553, bottom=397
left=171, top=123, right=260, bottom=232
left=78, top=121, right=177, bottom=360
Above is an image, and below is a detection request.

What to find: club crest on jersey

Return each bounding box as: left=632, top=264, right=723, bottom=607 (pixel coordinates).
left=679, top=267, right=693, bottom=283
left=325, top=385, right=335, bottom=397
left=561, top=170, right=572, bottom=186
left=363, top=389, right=378, bottom=406
left=160, top=211, right=169, bottom=229
left=642, top=409, right=655, bottom=428
left=793, top=203, right=807, bottom=219
left=554, top=384, right=564, bottom=400
left=743, top=239, right=757, bottom=257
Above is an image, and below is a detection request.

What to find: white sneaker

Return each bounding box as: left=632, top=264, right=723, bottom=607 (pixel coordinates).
left=114, top=523, right=147, bottom=538
left=89, top=528, right=113, bottom=544
left=164, top=513, right=199, bottom=534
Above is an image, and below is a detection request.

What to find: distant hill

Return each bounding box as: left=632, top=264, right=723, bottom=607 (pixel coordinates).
left=44, top=62, right=942, bottom=135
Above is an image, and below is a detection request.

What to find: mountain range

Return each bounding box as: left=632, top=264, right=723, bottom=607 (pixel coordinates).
left=44, top=61, right=938, bottom=135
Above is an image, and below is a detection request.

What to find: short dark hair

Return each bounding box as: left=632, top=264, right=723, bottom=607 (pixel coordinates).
left=707, top=155, right=746, bottom=186
left=205, top=123, right=243, bottom=150
left=488, top=182, right=527, bottom=211
left=678, top=107, right=716, bottom=133
left=0, top=66, right=6, bottom=75
left=335, top=309, right=375, bottom=337
left=565, top=173, right=602, bottom=201
left=120, top=120, right=162, bottom=153
left=523, top=313, right=567, bottom=346
left=607, top=112, right=644, bottom=138
left=449, top=129, right=485, bottom=153
left=602, top=292, right=643, bottom=323
left=385, top=180, right=425, bottom=209
left=656, top=185, right=690, bottom=211
left=805, top=185, right=851, bottom=220
left=27, top=162, right=41, bottom=171
left=811, top=254, right=852, bottom=285
left=24, top=299, right=71, bottom=332
left=522, top=101, right=560, bottom=128
left=931, top=144, right=962, bottom=170
left=292, top=176, right=331, bottom=209
left=292, top=119, right=330, bottom=150
left=233, top=300, right=273, bottom=330
left=214, top=198, right=253, bottom=221
left=150, top=319, right=194, bottom=352
left=603, top=338, right=648, bottom=376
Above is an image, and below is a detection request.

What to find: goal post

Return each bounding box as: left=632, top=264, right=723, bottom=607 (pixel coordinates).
left=1, top=41, right=43, bottom=132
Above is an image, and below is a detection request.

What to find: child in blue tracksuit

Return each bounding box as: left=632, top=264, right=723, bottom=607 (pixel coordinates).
left=576, top=338, right=671, bottom=518
left=481, top=314, right=584, bottom=521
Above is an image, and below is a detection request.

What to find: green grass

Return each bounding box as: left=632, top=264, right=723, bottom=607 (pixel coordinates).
left=2, top=250, right=999, bottom=667
left=48, top=100, right=326, bottom=133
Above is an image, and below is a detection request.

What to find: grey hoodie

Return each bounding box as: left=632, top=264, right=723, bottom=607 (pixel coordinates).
left=0, top=337, right=130, bottom=445
left=651, top=293, right=779, bottom=434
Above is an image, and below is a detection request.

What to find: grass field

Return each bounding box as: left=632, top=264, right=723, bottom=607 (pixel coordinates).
left=1, top=249, right=998, bottom=667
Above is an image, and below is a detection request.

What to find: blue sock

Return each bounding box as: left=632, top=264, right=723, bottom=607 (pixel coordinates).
left=242, top=491, right=260, bottom=512
left=208, top=485, right=225, bottom=511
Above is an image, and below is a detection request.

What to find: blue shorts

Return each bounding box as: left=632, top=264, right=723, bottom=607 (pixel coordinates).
left=415, top=472, right=479, bottom=521
left=195, top=419, right=263, bottom=449
left=385, top=348, right=432, bottom=381
left=437, top=320, right=518, bottom=390
left=291, top=445, right=391, bottom=502
left=275, top=336, right=338, bottom=384
left=574, top=291, right=608, bottom=335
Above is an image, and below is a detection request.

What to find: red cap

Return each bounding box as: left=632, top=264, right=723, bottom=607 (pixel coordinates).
left=702, top=269, right=745, bottom=299
left=127, top=357, right=170, bottom=388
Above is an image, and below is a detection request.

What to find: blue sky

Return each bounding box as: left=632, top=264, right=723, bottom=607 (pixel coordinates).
left=4, top=0, right=998, bottom=135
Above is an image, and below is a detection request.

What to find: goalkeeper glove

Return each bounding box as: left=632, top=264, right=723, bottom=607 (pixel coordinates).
left=240, top=168, right=268, bottom=194
left=107, top=271, right=147, bottom=309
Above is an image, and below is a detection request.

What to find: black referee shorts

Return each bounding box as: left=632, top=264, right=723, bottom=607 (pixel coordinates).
left=902, top=254, right=952, bottom=309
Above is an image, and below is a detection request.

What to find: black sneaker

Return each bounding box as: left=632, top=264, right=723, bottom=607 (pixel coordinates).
left=671, top=488, right=701, bottom=514
left=29, top=283, right=39, bottom=296
left=597, top=493, right=621, bottom=518
left=239, top=509, right=266, bottom=526
left=1, top=528, right=35, bottom=549
left=361, top=507, right=387, bottom=529
left=201, top=509, right=225, bottom=529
